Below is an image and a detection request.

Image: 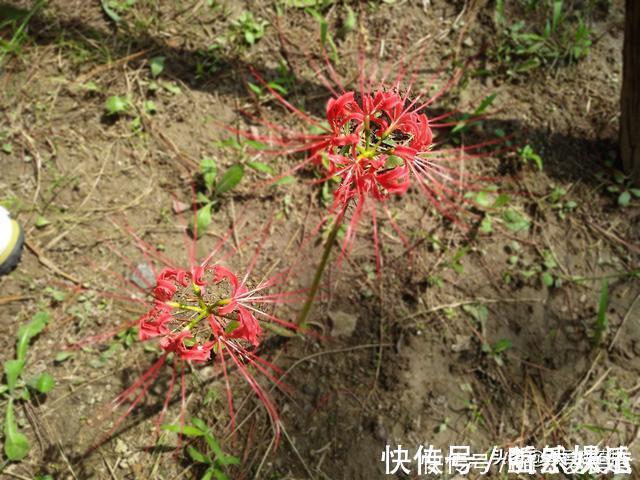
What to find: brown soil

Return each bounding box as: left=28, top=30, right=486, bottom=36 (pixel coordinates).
left=0, top=1, right=638, bottom=479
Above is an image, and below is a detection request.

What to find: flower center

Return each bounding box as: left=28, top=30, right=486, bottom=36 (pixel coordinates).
left=153, top=267, right=239, bottom=342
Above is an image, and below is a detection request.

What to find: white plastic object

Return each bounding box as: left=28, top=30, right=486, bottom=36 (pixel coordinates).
left=0, top=206, right=11, bottom=255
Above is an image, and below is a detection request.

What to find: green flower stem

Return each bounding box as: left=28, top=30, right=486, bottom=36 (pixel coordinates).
left=186, top=309, right=210, bottom=330
left=168, top=297, right=233, bottom=331
left=192, top=283, right=208, bottom=310
left=364, top=116, right=371, bottom=150
left=296, top=215, right=342, bottom=326
left=165, top=302, right=202, bottom=313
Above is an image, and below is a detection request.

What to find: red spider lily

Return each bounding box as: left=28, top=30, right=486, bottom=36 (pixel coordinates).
left=221, top=44, right=513, bottom=272
left=141, top=264, right=264, bottom=359
left=79, top=214, right=306, bottom=450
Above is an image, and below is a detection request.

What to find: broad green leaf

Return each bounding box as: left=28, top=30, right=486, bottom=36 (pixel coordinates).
left=461, top=304, right=488, bottom=325
left=475, top=93, right=497, bottom=115
left=474, top=191, right=493, bottom=208
left=29, top=372, right=55, bottom=393
left=187, top=445, right=211, bottom=464
left=161, top=424, right=204, bottom=437
left=196, top=204, right=213, bottom=236
left=551, top=0, right=563, bottom=32
left=273, top=175, right=295, bottom=186
left=204, top=433, right=239, bottom=466
left=542, top=250, right=557, bottom=269
left=202, top=468, right=215, bottom=480
left=247, top=82, right=262, bottom=96
left=4, top=359, right=25, bottom=391
left=215, top=138, right=242, bottom=150
left=494, top=0, right=505, bottom=25
left=202, top=431, right=223, bottom=458
left=246, top=161, right=274, bottom=175
left=502, top=210, right=530, bottom=232
left=81, top=81, right=100, bottom=92
left=161, top=81, right=182, bottom=95
left=451, top=94, right=496, bottom=134
left=530, top=153, right=543, bottom=171
left=191, top=418, right=209, bottom=432
left=266, top=82, right=287, bottom=95
left=479, top=216, right=493, bottom=234
left=104, top=96, right=129, bottom=116
left=516, top=33, right=546, bottom=43
left=492, top=194, right=510, bottom=208
left=492, top=338, right=512, bottom=353
left=618, top=190, right=631, bottom=207
left=541, top=271, right=554, bottom=287
left=215, top=164, right=244, bottom=194
left=55, top=351, right=74, bottom=363
left=21, top=388, right=31, bottom=401
left=515, top=57, right=541, bottom=73
left=197, top=192, right=210, bottom=203
left=149, top=56, right=165, bottom=78
left=4, top=399, right=30, bottom=461
left=224, top=320, right=239, bottom=335
left=452, top=246, right=468, bottom=263
left=46, top=288, right=65, bottom=302
left=343, top=5, right=356, bottom=32
left=17, top=311, right=49, bottom=361
left=451, top=119, right=467, bottom=135
left=212, top=468, right=230, bottom=480
left=520, top=145, right=543, bottom=171
left=384, top=155, right=404, bottom=169
left=100, top=0, right=121, bottom=23
left=245, top=140, right=271, bottom=150
left=201, top=158, right=218, bottom=191
left=614, top=171, right=627, bottom=184
left=144, top=100, right=157, bottom=114
left=34, top=216, right=50, bottom=228
left=181, top=337, right=196, bottom=347
left=130, top=116, right=142, bottom=132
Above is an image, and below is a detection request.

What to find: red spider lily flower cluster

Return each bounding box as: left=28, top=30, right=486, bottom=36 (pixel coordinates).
left=139, top=264, right=262, bottom=361
left=82, top=220, right=303, bottom=448
left=320, top=90, right=433, bottom=207
left=227, top=58, right=507, bottom=270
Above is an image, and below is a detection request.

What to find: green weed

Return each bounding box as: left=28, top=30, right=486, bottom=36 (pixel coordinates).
left=591, top=279, right=608, bottom=347
left=519, top=144, right=543, bottom=171
left=489, top=0, right=593, bottom=78
left=230, top=11, right=268, bottom=47
left=600, top=170, right=640, bottom=208
left=1, top=311, right=54, bottom=463
left=0, top=1, right=45, bottom=68
left=545, top=185, right=578, bottom=219
left=163, top=418, right=239, bottom=480
left=192, top=158, right=245, bottom=235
